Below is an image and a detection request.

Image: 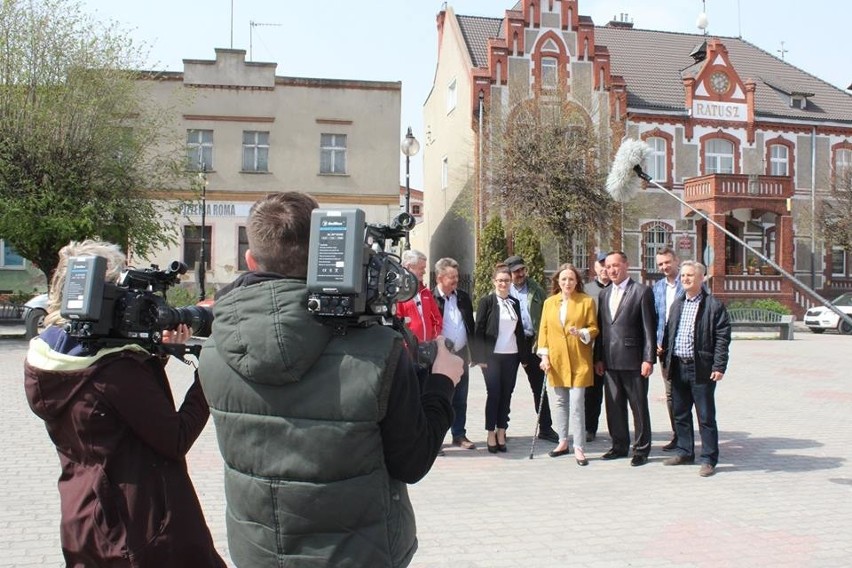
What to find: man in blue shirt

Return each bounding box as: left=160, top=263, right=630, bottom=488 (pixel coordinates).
left=652, top=246, right=683, bottom=451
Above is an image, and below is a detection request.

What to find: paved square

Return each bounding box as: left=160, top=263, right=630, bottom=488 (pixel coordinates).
left=2, top=330, right=850, bottom=567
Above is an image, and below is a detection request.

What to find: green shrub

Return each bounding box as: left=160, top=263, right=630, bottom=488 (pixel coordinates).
left=167, top=285, right=214, bottom=307
left=473, top=215, right=507, bottom=303
left=725, top=298, right=791, bottom=315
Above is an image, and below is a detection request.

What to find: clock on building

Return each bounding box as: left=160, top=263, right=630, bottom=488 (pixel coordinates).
left=709, top=71, right=731, bottom=94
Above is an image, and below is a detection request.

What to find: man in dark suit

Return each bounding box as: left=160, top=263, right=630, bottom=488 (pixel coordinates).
left=594, top=251, right=657, bottom=466
left=433, top=257, right=477, bottom=449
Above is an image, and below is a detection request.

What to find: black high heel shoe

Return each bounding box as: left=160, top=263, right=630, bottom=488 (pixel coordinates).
left=487, top=431, right=499, bottom=454
left=496, top=429, right=507, bottom=452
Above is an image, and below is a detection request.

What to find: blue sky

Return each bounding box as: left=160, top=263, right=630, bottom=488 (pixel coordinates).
left=79, top=0, right=850, bottom=188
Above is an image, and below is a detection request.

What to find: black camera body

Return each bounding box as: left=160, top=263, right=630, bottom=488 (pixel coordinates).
left=60, top=256, right=212, bottom=357
left=305, top=208, right=443, bottom=370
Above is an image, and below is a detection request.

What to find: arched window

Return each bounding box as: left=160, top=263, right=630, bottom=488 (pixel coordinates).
left=768, top=144, right=789, bottom=176
left=646, top=137, right=667, bottom=182
left=642, top=222, right=672, bottom=273
left=836, top=147, right=852, bottom=182
left=705, top=138, right=734, bottom=174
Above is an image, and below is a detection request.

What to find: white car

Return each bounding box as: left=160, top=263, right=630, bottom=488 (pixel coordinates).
left=23, top=293, right=48, bottom=340
left=804, top=292, right=852, bottom=335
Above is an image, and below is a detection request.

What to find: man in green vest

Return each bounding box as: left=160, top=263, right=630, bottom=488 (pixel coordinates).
left=505, top=255, right=559, bottom=443
left=199, top=192, right=463, bottom=567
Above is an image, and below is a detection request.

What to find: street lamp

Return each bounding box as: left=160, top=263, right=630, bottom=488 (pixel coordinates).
left=197, top=163, right=208, bottom=302
left=400, top=127, right=420, bottom=250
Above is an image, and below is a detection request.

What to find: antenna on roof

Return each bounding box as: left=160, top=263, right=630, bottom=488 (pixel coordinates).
left=777, top=41, right=788, bottom=61
left=696, top=0, right=709, bottom=36
left=249, top=21, right=282, bottom=61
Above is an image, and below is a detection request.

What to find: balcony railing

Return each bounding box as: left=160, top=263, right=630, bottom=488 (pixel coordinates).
left=721, top=274, right=782, bottom=293
left=683, top=174, right=794, bottom=202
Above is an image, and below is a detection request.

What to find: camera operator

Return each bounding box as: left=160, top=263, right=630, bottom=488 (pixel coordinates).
left=23, top=240, right=225, bottom=567
left=198, top=192, right=463, bottom=568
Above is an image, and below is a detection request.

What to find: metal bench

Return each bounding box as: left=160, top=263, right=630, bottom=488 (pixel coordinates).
left=727, top=308, right=794, bottom=340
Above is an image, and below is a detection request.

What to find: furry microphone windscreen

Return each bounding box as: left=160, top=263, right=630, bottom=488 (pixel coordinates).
left=605, top=138, right=652, bottom=203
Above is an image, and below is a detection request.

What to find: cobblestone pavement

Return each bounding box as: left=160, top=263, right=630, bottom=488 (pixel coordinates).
left=2, top=330, right=851, bottom=567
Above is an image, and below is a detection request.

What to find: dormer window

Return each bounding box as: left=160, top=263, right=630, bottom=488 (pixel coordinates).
left=790, top=91, right=813, bottom=109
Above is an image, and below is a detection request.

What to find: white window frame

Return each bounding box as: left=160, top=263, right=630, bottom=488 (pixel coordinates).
left=320, top=133, right=347, bottom=174
left=769, top=144, right=789, bottom=176
left=836, top=148, right=852, bottom=186
left=705, top=138, right=734, bottom=174
left=242, top=130, right=269, bottom=172
left=646, top=137, right=667, bottom=182
left=0, top=239, right=25, bottom=269
left=572, top=229, right=588, bottom=271
left=541, top=57, right=558, bottom=90
left=643, top=223, right=672, bottom=273
left=187, top=129, right=213, bottom=171
left=831, top=246, right=847, bottom=277
left=441, top=156, right=449, bottom=190
left=446, top=78, right=457, bottom=114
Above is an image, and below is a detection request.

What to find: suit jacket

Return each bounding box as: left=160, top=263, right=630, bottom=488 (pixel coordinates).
left=432, top=287, right=475, bottom=357
left=594, top=278, right=657, bottom=371
left=537, top=292, right=599, bottom=388
left=396, top=285, right=443, bottom=342
left=652, top=276, right=684, bottom=346
left=661, top=289, right=731, bottom=383
left=472, top=293, right=526, bottom=365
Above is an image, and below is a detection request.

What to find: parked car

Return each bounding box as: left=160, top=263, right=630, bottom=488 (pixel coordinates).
left=23, top=293, right=49, bottom=340
left=804, top=292, right=852, bottom=335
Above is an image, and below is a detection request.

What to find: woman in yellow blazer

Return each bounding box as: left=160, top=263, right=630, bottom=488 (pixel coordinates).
left=537, top=263, right=599, bottom=465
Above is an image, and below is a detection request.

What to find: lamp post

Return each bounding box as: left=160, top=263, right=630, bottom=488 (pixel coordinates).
left=197, top=164, right=208, bottom=302
left=400, top=127, right=420, bottom=249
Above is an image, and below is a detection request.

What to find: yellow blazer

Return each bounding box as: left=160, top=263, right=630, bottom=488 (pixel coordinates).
left=537, top=291, right=599, bottom=388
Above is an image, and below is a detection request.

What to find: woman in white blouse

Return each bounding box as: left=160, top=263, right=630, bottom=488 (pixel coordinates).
left=472, top=265, right=526, bottom=453
left=537, top=264, right=599, bottom=465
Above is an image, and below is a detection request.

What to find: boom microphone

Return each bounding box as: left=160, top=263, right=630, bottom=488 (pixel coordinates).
left=604, top=138, right=852, bottom=329
left=605, top=138, right=652, bottom=202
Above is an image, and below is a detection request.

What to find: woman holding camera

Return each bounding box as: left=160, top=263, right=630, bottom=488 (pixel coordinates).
left=24, top=240, right=225, bottom=567
left=473, top=264, right=526, bottom=453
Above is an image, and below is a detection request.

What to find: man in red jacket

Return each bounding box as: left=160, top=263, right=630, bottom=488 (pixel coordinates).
left=397, top=249, right=443, bottom=342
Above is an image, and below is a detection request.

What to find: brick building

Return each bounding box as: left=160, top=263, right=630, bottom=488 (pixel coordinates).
left=422, top=0, right=852, bottom=315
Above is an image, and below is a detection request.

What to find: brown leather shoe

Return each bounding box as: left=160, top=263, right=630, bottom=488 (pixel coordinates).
left=699, top=464, right=716, bottom=477
left=663, top=454, right=695, bottom=466
left=452, top=436, right=477, bottom=450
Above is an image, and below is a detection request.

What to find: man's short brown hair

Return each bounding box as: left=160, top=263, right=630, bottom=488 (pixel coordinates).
left=247, top=192, right=318, bottom=277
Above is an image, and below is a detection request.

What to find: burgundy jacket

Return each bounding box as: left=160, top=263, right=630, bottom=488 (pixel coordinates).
left=24, top=329, right=225, bottom=567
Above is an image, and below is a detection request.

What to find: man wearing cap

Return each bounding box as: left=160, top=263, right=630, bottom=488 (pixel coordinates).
left=583, top=252, right=611, bottom=442
left=505, top=255, right=559, bottom=443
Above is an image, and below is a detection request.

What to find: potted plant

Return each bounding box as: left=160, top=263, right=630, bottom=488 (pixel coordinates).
left=760, top=264, right=777, bottom=275
left=747, top=257, right=758, bottom=275
left=726, top=263, right=742, bottom=275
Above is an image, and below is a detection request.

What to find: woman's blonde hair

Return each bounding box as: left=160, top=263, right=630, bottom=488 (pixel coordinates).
left=44, top=240, right=126, bottom=328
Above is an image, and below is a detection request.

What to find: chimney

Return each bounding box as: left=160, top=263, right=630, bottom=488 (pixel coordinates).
left=436, top=9, right=447, bottom=57
left=606, top=12, right=634, bottom=29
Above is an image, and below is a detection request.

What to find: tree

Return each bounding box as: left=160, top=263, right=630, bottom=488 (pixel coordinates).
left=818, top=165, right=852, bottom=252
left=0, top=0, right=189, bottom=283
left=488, top=96, right=614, bottom=264
left=473, top=214, right=507, bottom=302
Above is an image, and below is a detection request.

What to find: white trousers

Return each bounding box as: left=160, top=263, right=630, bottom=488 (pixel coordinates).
left=550, top=386, right=586, bottom=451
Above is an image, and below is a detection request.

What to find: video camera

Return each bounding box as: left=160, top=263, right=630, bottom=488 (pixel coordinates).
left=60, top=256, right=213, bottom=358
left=305, top=208, right=448, bottom=370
